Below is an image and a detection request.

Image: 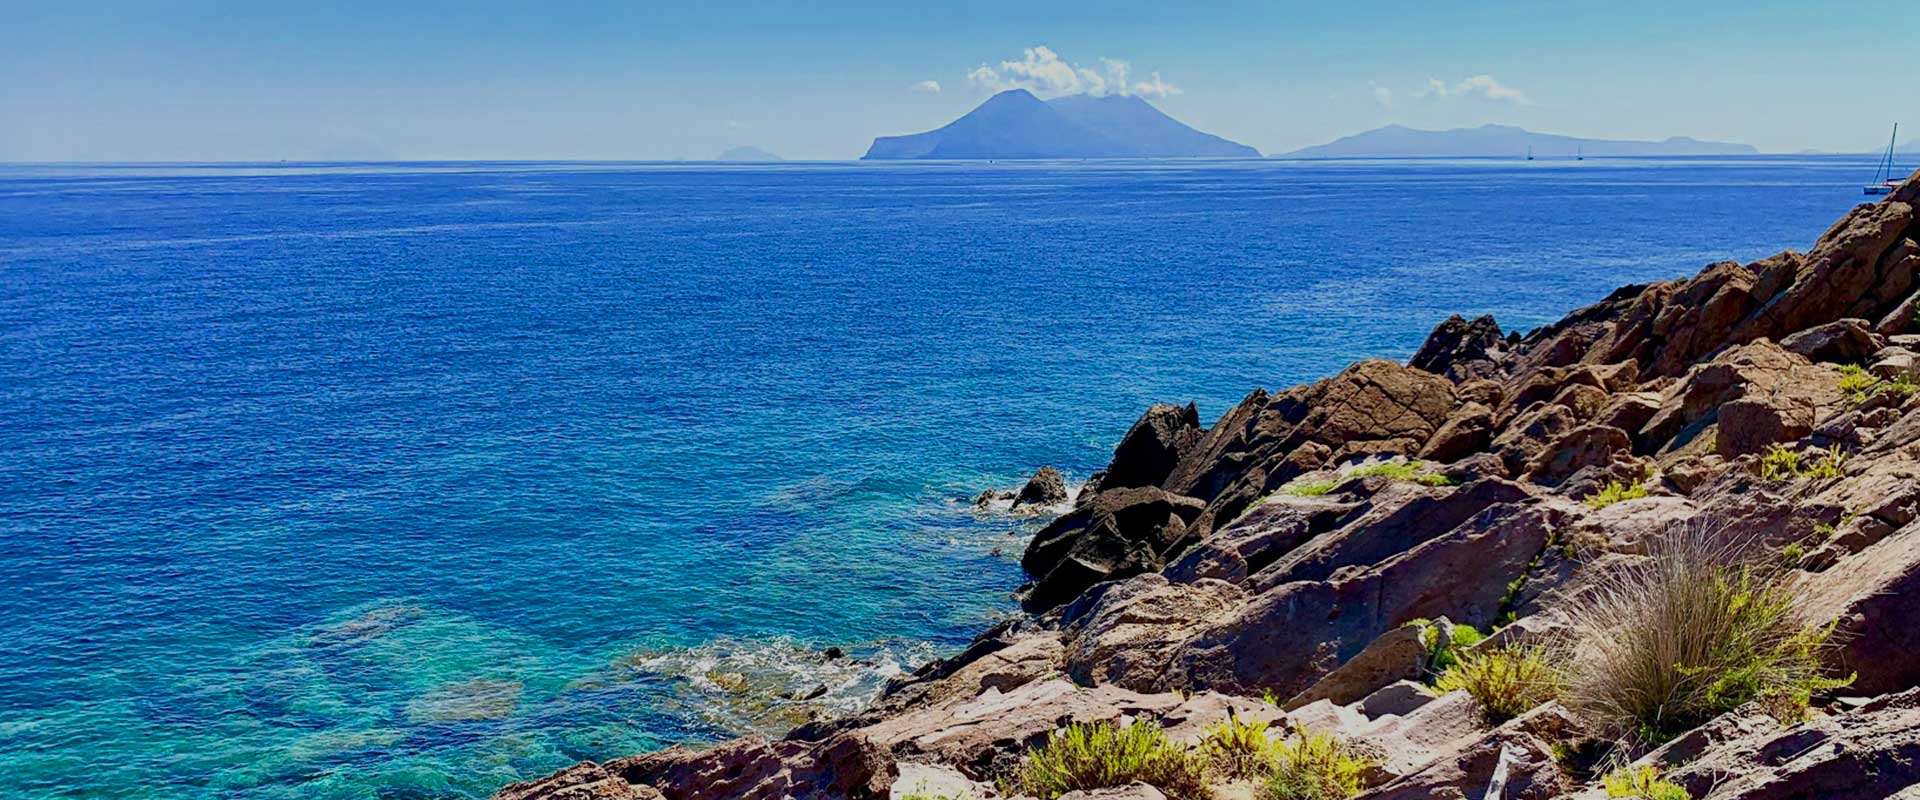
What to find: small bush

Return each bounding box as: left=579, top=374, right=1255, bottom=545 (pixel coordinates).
left=1005, top=721, right=1209, bottom=800
left=1836, top=364, right=1878, bottom=403
left=1586, top=481, right=1650, bottom=509
left=1602, top=765, right=1691, bottom=800
left=1435, top=646, right=1559, bottom=723
left=1411, top=619, right=1486, bottom=676
left=1349, top=460, right=1455, bottom=486
left=1779, top=542, right=1807, bottom=569
left=1879, top=373, right=1919, bottom=401
left=1560, top=526, right=1854, bottom=743
left=1761, top=444, right=1845, bottom=482
left=1199, top=712, right=1274, bottom=780
left=1285, top=480, right=1338, bottom=497
left=1259, top=724, right=1372, bottom=800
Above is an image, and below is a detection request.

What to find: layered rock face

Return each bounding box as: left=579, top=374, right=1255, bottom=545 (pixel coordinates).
left=502, top=171, right=1920, bottom=800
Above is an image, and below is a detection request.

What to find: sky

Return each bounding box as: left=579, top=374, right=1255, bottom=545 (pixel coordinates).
left=2, top=0, right=1916, bottom=161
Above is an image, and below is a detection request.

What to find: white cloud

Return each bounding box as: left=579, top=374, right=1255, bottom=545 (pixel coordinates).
left=1412, top=74, right=1530, bottom=104
left=910, top=80, right=941, bottom=94
left=1370, top=82, right=1394, bottom=107
left=965, top=46, right=1181, bottom=98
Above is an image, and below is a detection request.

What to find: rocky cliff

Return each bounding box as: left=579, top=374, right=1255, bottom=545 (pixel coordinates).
left=499, top=169, right=1920, bottom=800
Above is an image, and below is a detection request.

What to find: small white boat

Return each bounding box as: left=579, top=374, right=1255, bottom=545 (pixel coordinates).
left=1865, top=123, right=1900, bottom=195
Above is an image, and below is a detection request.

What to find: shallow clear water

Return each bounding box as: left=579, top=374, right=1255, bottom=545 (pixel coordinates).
left=0, top=157, right=1870, bottom=798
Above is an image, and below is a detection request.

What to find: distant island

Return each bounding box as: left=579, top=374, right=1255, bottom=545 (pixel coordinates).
left=716, top=146, right=783, bottom=162
left=1278, top=123, right=1758, bottom=159
left=863, top=89, right=1260, bottom=160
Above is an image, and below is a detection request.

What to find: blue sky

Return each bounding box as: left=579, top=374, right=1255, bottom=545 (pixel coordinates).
left=2, top=0, right=1915, bottom=161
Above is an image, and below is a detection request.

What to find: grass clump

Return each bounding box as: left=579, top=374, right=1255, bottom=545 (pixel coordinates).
left=1258, top=724, right=1372, bottom=800
left=1760, top=444, right=1846, bottom=482
left=1435, top=646, right=1560, bottom=723
left=1199, top=712, right=1274, bottom=780
left=1408, top=619, right=1486, bottom=676
left=1284, top=480, right=1338, bottom=497
left=1836, top=364, right=1878, bottom=403
left=1559, top=526, right=1853, bottom=743
left=1602, top=765, right=1691, bottom=799
left=1586, top=480, right=1650, bottom=509
left=1349, top=460, right=1456, bottom=487
left=1005, top=720, right=1208, bottom=800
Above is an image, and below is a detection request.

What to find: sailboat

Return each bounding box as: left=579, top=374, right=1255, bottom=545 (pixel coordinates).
left=1866, top=123, right=1901, bottom=196
left=1576, top=145, right=1583, bottom=161
left=1526, top=145, right=1533, bottom=161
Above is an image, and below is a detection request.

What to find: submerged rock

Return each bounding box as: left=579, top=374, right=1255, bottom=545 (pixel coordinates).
left=1011, top=465, right=1070, bottom=509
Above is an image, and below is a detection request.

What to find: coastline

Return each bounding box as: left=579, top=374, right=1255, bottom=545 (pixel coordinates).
left=502, top=169, right=1920, bottom=799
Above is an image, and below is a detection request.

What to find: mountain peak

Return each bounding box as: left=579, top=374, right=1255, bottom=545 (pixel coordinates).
left=863, top=91, right=1258, bottom=160
left=1278, top=124, right=1758, bottom=159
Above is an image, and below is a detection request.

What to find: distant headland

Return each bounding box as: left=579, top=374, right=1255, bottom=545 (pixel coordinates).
left=1278, top=123, right=1758, bottom=159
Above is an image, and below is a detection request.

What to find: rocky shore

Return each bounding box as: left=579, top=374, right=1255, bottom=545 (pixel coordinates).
left=499, top=170, right=1920, bottom=800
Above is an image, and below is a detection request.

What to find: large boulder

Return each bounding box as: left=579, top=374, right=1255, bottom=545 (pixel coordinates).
left=1410, top=314, right=1508, bottom=382
left=1801, top=519, right=1920, bottom=695
left=1627, top=688, right=1920, bottom=800
left=1012, top=465, right=1070, bottom=509
left=1638, top=340, right=1842, bottom=455
left=1102, top=403, right=1203, bottom=490
left=1525, top=425, right=1634, bottom=485
left=1250, top=478, right=1534, bottom=591
left=1779, top=318, right=1886, bottom=363
left=1021, top=487, right=1206, bottom=611
left=1062, top=574, right=1247, bottom=692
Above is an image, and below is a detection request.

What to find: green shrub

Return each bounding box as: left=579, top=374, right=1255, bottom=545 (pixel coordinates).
left=1602, top=765, right=1691, bottom=800
left=1411, top=619, right=1486, bottom=676
left=1258, top=724, right=1371, bottom=800
left=1779, top=542, right=1807, bottom=569
left=1348, top=460, right=1456, bottom=486
left=1005, top=721, right=1209, bottom=800
left=1879, top=373, right=1919, bottom=401
left=1285, top=480, right=1338, bottom=497
left=1761, top=444, right=1845, bottom=481
left=1199, top=712, right=1274, bottom=780
left=1836, top=364, right=1878, bottom=403
left=1560, top=527, right=1854, bottom=743
left=1435, top=646, right=1559, bottom=723
left=1585, top=481, right=1650, bottom=509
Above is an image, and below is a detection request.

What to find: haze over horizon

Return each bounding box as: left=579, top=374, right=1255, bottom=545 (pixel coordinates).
left=3, top=0, right=1916, bottom=162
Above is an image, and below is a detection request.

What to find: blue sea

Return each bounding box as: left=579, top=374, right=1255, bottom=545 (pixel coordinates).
left=0, top=157, right=1872, bottom=798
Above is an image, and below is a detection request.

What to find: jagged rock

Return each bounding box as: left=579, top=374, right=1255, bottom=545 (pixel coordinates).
left=1165, top=492, right=1357, bottom=585
left=1283, top=624, right=1429, bottom=710
left=1153, top=691, right=1286, bottom=745
left=865, top=631, right=1064, bottom=718
left=1103, top=403, right=1203, bottom=490
left=972, top=488, right=1014, bottom=509
left=494, top=763, right=662, bottom=800
left=1357, top=703, right=1577, bottom=800
left=1171, top=502, right=1563, bottom=696
left=1731, top=189, right=1918, bottom=345
left=854, top=678, right=1186, bottom=779
left=1348, top=690, right=1489, bottom=778
left=1058, top=784, right=1168, bottom=800
left=1251, top=479, right=1533, bottom=590
left=1490, top=402, right=1580, bottom=474
left=1630, top=689, right=1920, bottom=800
left=1639, top=340, right=1842, bottom=455
left=1802, top=518, right=1920, bottom=694
left=1410, top=314, right=1507, bottom=382
left=1357, top=681, right=1440, bottom=719
left=1305, top=360, right=1458, bottom=449
left=891, top=763, right=989, bottom=800
left=1062, top=574, right=1247, bottom=692
left=1780, top=318, right=1885, bottom=363
left=1871, top=346, right=1919, bottom=381
left=1526, top=425, right=1633, bottom=485
left=608, top=731, right=894, bottom=800
left=1598, top=391, right=1664, bottom=437
left=1012, top=466, right=1069, bottom=508
left=1419, top=402, right=1495, bottom=463
left=1021, top=486, right=1206, bottom=611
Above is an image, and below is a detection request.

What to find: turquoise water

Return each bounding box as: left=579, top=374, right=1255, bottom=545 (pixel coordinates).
left=0, top=157, right=1869, bottom=798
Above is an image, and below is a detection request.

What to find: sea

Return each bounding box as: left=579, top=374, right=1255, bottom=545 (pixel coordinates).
left=0, top=156, right=1876, bottom=798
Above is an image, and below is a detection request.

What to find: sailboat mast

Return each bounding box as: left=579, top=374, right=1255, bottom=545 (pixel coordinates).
left=1888, top=123, right=1901, bottom=181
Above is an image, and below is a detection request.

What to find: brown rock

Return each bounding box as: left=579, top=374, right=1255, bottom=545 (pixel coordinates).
left=1357, top=703, right=1577, bottom=800
left=494, top=763, right=661, bottom=800
left=1410, top=314, right=1508, bottom=383
left=1021, top=486, right=1207, bottom=611
left=1103, top=403, right=1203, bottom=490
left=1012, top=465, right=1070, bottom=509
left=609, top=731, right=893, bottom=800
left=1801, top=518, right=1920, bottom=695
left=1779, top=318, right=1886, bottom=363
left=1062, top=574, right=1247, bottom=692
left=1251, top=478, right=1534, bottom=590
left=1642, top=689, right=1920, bottom=800
left=1058, top=784, right=1169, bottom=800
left=1283, top=624, right=1430, bottom=710
left=1526, top=425, right=1633, bottom=485
left=1871, top=346, right=1919, bottom=381
left=1419, top=402, right=1495, bottom=463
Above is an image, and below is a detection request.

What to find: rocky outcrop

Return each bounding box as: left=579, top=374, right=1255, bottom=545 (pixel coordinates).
left=502, top=172, right=1920, bottom=800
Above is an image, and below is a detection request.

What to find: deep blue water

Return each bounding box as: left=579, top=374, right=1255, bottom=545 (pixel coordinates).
left=0, top=157, right=1871, bottom=798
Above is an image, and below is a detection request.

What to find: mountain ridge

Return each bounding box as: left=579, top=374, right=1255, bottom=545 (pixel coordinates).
left=1280, top=123, right=1758, bottom=159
